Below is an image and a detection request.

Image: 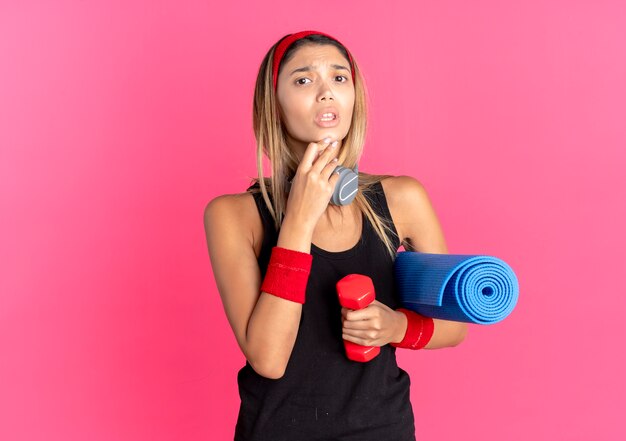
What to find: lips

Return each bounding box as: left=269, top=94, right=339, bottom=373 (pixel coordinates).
left=315, top=108, right=340, bottom=127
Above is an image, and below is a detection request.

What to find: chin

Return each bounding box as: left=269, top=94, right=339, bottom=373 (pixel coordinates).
left=314, top=130, right=348, bottom=142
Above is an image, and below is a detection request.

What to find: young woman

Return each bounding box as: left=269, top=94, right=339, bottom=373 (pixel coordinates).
left=204, top=30, right=468, bottom=441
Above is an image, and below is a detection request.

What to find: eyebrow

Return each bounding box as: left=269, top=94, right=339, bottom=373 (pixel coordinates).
left=289, top=64, right=351, bottom=76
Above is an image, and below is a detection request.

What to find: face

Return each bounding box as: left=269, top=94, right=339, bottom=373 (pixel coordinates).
left=276, top=44, right=355, bottom=159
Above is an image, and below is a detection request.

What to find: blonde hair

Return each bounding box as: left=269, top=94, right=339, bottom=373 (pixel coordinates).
left=250, top=33, right=398, bottom=260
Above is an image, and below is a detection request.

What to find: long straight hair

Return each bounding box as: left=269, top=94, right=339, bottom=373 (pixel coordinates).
left=250, top=33, right=398, bottom=260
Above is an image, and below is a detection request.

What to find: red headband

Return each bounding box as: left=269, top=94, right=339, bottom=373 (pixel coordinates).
left=272, top=30, right=355, bottom=91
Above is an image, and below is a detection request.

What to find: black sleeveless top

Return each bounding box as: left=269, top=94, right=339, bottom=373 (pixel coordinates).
left=235, top=181, right=416, bottom=441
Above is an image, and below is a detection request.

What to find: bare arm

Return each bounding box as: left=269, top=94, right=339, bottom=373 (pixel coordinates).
left=204, top=139, right=341, bottom=379
left=385, top=176, right=468, bottom=349
left=204, top=195, right=312, bottom=379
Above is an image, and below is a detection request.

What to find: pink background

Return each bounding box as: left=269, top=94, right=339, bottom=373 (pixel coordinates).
left=1, top=1, right=625, bottom=440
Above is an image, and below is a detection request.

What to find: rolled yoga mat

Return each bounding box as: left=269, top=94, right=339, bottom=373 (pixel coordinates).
left=394, top=251, right=519, bottom=325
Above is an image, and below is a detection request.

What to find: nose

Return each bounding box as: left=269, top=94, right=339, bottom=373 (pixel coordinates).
left=317, top=79, right=335, bottom=102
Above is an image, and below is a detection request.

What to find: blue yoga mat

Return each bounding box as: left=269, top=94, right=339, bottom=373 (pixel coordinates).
left=394, top=251, right=519, bottom=325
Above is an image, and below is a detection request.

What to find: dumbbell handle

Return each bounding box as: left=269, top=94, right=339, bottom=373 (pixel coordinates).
left=336, top=274, right=381, bottom=362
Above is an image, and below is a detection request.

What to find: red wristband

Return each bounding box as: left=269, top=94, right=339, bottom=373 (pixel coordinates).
left=260, top=247, right=313, bottom=304
left=390, top=308, right=434, bottom=350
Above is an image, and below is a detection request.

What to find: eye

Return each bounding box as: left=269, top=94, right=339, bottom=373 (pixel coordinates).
left=335, top=75, right=348, bottom=82
left=295, top=78, right=311, bottom=85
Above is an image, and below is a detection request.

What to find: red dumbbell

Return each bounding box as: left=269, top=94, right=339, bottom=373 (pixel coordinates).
left=336, top=274, right=381, bottom=362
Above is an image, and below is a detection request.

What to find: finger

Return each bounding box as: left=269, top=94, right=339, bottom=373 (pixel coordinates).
left=342, top=319, right=372, bottom=330
left=342, top=332, right=362, bottom=345
left=327, top=170, right=341, bottom=190
left=321, top=140, right=339, bottom=160
left=312, top=140, right=339, bottom=173
left=301, top=138, right=332, bottom=169
left=344, top=308, right=371, bottom=322
left=299, top=142, right=320, bottom=170
left=315, top=138, right=334, bottom=158
left=321, top=157, right=340, bottom=181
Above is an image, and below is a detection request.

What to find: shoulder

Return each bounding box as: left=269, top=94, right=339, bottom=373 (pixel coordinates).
left=378, top=175, right=447, bottom=253
left=379, top=175, right=429, bottom=206
left=203, top=190, right=264, bottom=256
left=204, top=190, right=256, bottom=214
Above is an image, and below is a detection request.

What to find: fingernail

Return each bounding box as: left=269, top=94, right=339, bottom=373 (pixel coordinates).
left=323, top=137, right=331, bottom=143
left=331, top=141, right=338, bottom=148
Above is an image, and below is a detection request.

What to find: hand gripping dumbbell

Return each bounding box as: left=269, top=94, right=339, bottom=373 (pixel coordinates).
left=336, top=274, right=380, bottom=362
